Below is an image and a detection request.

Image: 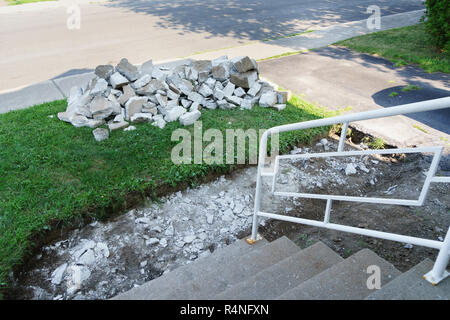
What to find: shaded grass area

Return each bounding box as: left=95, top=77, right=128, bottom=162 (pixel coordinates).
left=336, top=23, right=449, bottom=73
left=5, top=0, right=55, bottom=5
left=0, top=97, right=330, bottom=296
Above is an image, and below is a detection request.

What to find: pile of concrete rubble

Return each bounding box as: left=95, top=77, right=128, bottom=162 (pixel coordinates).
left=57, top=56, right=289, bottom=141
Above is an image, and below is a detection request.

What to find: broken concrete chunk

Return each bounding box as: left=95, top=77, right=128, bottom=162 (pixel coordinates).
left=90, top=96, right=113, bottom=119
left=71, top=115, right=90, bottom=128
left=177, top=79, right=194, bottom=95
left=95, top=65, right=114, bottom=80
left=89, top=78, right=108, bottom=96
left=57, top=111, right=73, bottom=123
left=166, top=89, right=180, bottom=101
left=345, top=163, right=357, bottom=175
left=213, top=89, right=225, bottom=101
left=124, top=125, right=136, bottom=132
left=130, top=113, right=153, bottom=123
left=247, top=82, right=262, bottom=97
left=113, top=114, right=124, bottom=123
left=137, top=79, right=168, bottom=96
left=133, top=74, right=152, bottom=89
left=179, top=110, right=201, bottom=126
left=240, top=99, right=253, bottom=110
left=273, top=103, right=286, bottom=111
left=230, top=70, right=258, bottom=89
left=164, top=105, right=186, bottom=122
left=185, top=67, right=198, bottom=81
left=108, top=121, right=129, bottom=131
left=51, top=263, right=68, bottom=285
left=277, top=91, right=289, bottom=104
left=198, top=83, right=213, bottom=97
left=118, top=84, right=136, bottom=106
left=233, top=87, right=246, bottom=97
left=181, top=98, right=193, bottom=109
left=259, top=91, right=277, bottom=107
left=191, top=60, right=212, bottom=74
left=142, top=106, right=158, bottom=115
left=190, top=101, right=202, bottom=111
left=198, top=71, right=209, bottom=83
left=225, top=95, right=242, bottom=106
left=230, top=56, right=255, bottom=73
left=152, top=115, right=166, bottom=129
left=205, top=101, right=217, bottom=110
left=125, top=96, right=147, bottom=120
left=211, top=55, right=228, bottom=67
left=116, top=58, right=139, bottom=81
left=187, top=91, right=204, bottom=104
left=222, top=82, right=235, bottom=97
left=139, top=59, right=153, bottom=76
left=86, top=119, right=105, bottom=128
left=109, top=72, right=129, bottom=89
left=212, top=64, right=230, bottom=81
left=152, top=67, right=167, bottom=82
left=93, top=128, right=109, bottom=142
left=107, top=94, right=122, bottom=115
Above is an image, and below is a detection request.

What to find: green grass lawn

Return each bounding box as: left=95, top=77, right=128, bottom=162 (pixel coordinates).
left=336, top=23, right=450, bottom=73
left=0, top=97, right=330, bottom=296
left=5, top=0, right=55, bottom=5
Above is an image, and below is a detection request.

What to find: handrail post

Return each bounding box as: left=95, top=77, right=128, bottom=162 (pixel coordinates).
left=423, top=227, right=450, bottom=285
left=338, top=122, right=348, bottom=152
left=248, top=129, right=270, bottom=244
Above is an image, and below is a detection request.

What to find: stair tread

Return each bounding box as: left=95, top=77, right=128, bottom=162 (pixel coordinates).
left=164, top=236, right=300, bottom=299
left=112, top=237, right=268, bottom=300
left=213, top=241, right=344, bottom=300
left=277, top=248, right=401, bottom=300
left=366, top=259, right=450, bottom=300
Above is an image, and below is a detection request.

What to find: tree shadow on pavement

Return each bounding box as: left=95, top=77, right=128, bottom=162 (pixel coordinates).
left=103, top=0, right=424, bottom=41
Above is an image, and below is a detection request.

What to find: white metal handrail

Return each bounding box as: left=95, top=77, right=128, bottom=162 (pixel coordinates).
left=248, top=97, right=450, bottom=285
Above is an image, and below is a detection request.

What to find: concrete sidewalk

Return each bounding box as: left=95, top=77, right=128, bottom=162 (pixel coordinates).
left=0, top=9, right=424, bottom=114
left=187, top=9, right=424, bottom=61
left=259, top=46, right=450, bottom=161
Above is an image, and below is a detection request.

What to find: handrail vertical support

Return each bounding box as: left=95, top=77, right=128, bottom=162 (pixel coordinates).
left=338, top=122, right=349, bottom=152
left=423, top=227, right=450, bottom=285
left=324, top=199, right=332, bottom=224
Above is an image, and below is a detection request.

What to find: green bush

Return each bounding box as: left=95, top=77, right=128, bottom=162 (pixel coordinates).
left=422, top=0, right=450, bottom=50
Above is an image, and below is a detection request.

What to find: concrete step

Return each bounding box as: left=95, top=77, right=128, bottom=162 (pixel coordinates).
left=213, top=241, right=344, bottom=300
left=277, top=248, right=401, bottom=300
left=161, top=236, right=301, bottom=300
left=366, top=259, right=450, bottom=300
left=112, top=237, right=268, bottom=300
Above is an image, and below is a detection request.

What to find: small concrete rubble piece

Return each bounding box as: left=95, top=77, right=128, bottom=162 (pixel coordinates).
left=92, top=128, right=109, bottom=142
left=57, top=56, right=286, bottom=140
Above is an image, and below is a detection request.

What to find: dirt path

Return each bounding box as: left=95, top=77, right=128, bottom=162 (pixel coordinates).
left=7, top=135, right=449, bottom=299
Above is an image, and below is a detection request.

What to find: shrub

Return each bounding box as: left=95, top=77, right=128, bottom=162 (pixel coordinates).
left=422, top=0, right=450, bottom=50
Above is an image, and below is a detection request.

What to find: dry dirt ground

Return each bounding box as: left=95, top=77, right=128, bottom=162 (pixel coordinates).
left=6, top=133, right=450, bottom=300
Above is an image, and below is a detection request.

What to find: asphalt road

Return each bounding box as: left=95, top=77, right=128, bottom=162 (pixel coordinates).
left=0, top=0, right=424, bottom=91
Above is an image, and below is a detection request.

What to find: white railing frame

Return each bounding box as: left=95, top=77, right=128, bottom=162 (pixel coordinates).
left=249, top=97, right=450, bottom=285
